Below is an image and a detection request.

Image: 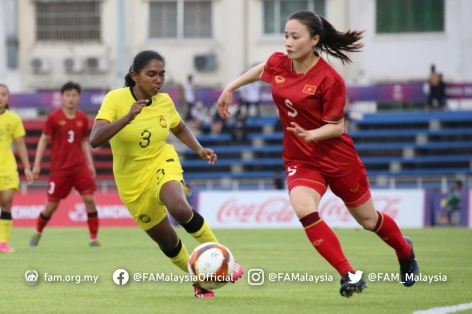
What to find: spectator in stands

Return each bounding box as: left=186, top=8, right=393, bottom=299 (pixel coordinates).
left=89, top=50, right=242, bottom=298
left=446, top=180, right=463, bottom=226
left=273, top=170, right=285, bottom=190
left=188, top=101, right=210, bottom=130
left=231, top=110, right=248, bottom=142
left=426, top=64, right=442, bottom=110
left=210, top=103, right=226, bottom=134
left=0, top=84, right=33, bottom=253
left=183, top=75, right=195, bottom=121
left=239, top=80, right=262, bottom=118
left=217, top=10, right=419, bottom=298
left=437, top=73, right=447, bottom=110
left=30, top=81, right=102, bottom=248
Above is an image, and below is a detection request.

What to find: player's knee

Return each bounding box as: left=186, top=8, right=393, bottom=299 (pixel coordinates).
left=167, top=203, right=192, bottom=223
left=0, top=201, right=12, bottom=211
left=290, top=200, right=315, bottom=218
left=82, top=195, right=96, bottom=208
left=359, top=216, right=377, bottom=230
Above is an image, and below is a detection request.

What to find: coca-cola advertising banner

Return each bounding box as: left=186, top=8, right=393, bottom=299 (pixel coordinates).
left=197, top=190, right=425, bottom=228
left=12, top=191, right=137, bottom=227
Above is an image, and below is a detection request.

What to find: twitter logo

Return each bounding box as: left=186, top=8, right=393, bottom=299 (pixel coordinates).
left=348, top=270, right=363, bottom=284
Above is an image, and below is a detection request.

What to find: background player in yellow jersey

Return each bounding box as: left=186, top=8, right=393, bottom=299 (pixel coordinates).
left=90, top=50, right=243, bottom=298
left=0, top=84, right=34, bottom=253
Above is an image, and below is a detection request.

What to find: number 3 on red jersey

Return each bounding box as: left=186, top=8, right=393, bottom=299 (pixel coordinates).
left=67, top=130, right=75, bottom=143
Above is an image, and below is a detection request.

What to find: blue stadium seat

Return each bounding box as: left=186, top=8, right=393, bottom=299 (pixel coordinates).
left=351, top=111, right=472, bottom=125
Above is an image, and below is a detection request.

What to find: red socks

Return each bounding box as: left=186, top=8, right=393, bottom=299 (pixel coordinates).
left=87, top=211, right=99, bottom=240
left=300, top=212, right=354, bottom=276
left=373, top=211, right=411, bottom=260
left=35, top=212, right=50, bottom=234
left=36, top=211, right=99, bottom=241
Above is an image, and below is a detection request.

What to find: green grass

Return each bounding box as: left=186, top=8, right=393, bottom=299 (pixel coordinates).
left=1, top=227, right=472, bottom=314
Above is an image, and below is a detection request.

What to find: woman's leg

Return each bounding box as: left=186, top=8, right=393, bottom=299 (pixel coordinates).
left=290, top=186, right=355, bottom=276
left=0, top=189, right=15, bottom=252
left=160, top=181, right=218, bottom=244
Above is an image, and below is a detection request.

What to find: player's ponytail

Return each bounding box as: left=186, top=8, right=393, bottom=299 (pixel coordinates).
left=0, top=83, right=10, bottom=109
left=319, top=16, right=364, bottom=64
left=124, top=50, right=166, bottom=87
left=124, top=66, right=135, bottom=87
left=288, top=11, right=364, bottom=65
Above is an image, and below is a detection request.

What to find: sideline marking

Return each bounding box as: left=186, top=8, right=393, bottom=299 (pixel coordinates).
left=413, top=302, right=472, bottom=314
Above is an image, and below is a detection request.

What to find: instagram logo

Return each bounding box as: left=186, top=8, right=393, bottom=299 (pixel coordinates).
left=248, top=269, right=265, bottom=286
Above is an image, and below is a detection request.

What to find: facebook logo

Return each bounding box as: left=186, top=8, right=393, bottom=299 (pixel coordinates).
left=112, top=269, right=129, bottom=286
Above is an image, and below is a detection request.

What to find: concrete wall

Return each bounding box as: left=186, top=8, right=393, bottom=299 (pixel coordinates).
left=8, top=0, right=472, bottom=92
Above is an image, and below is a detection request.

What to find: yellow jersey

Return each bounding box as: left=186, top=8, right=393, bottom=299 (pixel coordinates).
left=0, top=109, right=25, bottom=174
left=95, top=87, right=181, bottom=202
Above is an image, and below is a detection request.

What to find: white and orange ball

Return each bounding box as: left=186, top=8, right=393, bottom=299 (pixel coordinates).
left=188, top=242, right=235, bottom=289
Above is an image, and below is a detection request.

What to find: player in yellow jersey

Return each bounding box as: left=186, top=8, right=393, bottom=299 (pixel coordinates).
left=90, top=50, right=243, bottom=298
left=0, top=84, right=34, bottom=253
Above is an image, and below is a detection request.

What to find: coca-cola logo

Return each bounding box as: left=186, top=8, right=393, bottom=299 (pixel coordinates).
left=214, top=194, right=401, bottom=225
left=216, top=197, right=295, bottom=224
left=319, top=195, right=399, bottom=222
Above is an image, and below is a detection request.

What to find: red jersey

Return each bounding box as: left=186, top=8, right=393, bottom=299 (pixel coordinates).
left=44, top=109, right=89, bottom=176
left=261, top=52, right=360, bottom=176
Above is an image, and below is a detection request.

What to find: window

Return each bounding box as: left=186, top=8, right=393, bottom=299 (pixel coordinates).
left=376, top=0, right=444, bottom=33
left=263, top=0, right=326, bottom=35
left=5, top=0, right=18, bottom=68
left=149, top=0, right=212, bottom=39
left=35, top=1, right=101, bottom=42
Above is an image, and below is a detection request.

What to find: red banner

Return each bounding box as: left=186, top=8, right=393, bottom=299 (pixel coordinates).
left=12, top=190, right=137, bottom=227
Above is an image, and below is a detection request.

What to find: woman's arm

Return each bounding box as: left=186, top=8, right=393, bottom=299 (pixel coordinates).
left=32, top=133, right=49, bottom=179
left=81, top=138, right=96, bottom=178
left=217, top=63, right=265, bottom=119
left=90, top=99, right=148, bottom=148
left=14, top=136, right=33, bottom=185
left=171, top=120, right=217, bottom=164
left=286, top=120, right=345, bottom=142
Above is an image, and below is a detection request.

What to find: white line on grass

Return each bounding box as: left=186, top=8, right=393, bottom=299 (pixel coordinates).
left=413, top=302, right=472, bottom=314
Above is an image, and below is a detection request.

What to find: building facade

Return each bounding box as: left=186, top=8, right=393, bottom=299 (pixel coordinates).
left=1, top=0, right=470, bottom=92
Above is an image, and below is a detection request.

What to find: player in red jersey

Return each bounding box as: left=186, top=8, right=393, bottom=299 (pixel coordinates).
left=217, top=10, right=419, bottom=297
left=30, top=81, right=102, bottom=247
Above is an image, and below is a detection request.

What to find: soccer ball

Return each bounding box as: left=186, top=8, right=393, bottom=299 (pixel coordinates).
left=188, top=242, right=235, bottom=289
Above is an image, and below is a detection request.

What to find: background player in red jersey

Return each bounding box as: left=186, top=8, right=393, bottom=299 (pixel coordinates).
left=217, top=10, right=419, bottom=298
left=30, top=81, right=102, bottom=247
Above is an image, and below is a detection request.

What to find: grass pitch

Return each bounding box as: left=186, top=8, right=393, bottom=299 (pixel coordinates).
left=1, top=227, right=472, bottom=314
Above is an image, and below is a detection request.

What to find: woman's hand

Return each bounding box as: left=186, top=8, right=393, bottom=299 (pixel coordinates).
left=88, top=164, right=97, bottom=179
left=32, top=164, right=41, bottom=179
left=198, top=148, right=217, bottom=164
left=24, top=168, right=34, bottom=185
left=217, top=89, right=232, bottom=119
left=286, top=122, right=315, bottom=142
left=127, top=100, right=148, bottom=121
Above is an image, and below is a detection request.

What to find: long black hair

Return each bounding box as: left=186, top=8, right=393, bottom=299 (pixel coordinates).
left=0, top=83, right=10, bottom=109
left=288, top=11, right=364, bottom=64
left=124, top=50, right=166, bottom=87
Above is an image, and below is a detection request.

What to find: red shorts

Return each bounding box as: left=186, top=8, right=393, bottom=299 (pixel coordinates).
left=285, top=161, right=371, bottom=208
left=47, top=171, right=96, bottom=202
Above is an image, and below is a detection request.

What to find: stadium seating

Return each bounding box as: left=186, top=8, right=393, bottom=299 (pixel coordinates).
left=183, top=111, right=472, bottom=188
left=17, top=110, right=472, bottom=189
